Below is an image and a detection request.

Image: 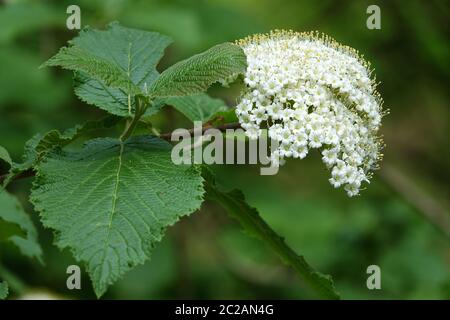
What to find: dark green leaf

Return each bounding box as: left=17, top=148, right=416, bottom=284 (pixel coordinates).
left=31, top=136, right=204, bottom=297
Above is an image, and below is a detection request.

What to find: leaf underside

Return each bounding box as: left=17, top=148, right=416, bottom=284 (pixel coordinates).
left=31, top=136, right=204, bottom=297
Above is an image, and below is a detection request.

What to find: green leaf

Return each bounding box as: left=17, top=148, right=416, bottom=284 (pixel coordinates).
left=149, top=43, right=246, bottom=97
left=67, top=23, right=172, bottom=116
left=0, top=281, right=8, bottom=300
left=9, top=116, right=120, bottom=182
left=31, top=136, right=204, bottom=297
left=163, top=93, right=229, bottom=122
left=0, top=189, right=43, bottom=263
left=203, top=169, right=340, bottom=300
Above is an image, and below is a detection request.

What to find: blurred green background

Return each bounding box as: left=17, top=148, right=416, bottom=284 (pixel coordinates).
left=0, top=0, right=449, bottom=299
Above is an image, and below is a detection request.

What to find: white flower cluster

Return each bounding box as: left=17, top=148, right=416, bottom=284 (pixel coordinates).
left=235, top=31, right=385, bottom=196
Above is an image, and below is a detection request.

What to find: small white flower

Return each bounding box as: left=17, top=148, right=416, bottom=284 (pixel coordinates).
left=245, top=125, right=261, bottom=140
left=280, top=108, right=294, bottom=121
left=322, top=148, right=338, bottom=167
left=279, top=142, right=293, bottom=157
left=267, top=103, right=282, bottom=118
left=292, top=144, right=308, bottom=159
left=294, top=131, right=308, bottom=146
left=344, top=182, right=361, bottom=197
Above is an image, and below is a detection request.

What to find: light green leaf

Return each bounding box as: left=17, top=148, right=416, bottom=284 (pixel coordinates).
left=149, top=43, right=246, bottom=97
left=0, top=281, right=8, bottom=300
left=163, top=93, right=229, bottom=122
left=68, top=23, right=172, bottom=116
left=0, top=189, right=43, bottom=263
left=203, top=169, right=340, bottom=300
left=31, top=136, right=204, bottom=297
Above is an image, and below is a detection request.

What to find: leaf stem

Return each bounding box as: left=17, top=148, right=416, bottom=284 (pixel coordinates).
left=120, top=96, right=148, bottom=141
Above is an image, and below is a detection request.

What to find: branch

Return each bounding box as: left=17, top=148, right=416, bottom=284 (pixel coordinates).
left=159, top=122, right=242, bottom=140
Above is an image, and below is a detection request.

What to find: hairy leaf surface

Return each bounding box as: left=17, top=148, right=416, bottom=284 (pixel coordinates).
left=31, top=136, right=204, bottom=297
left=44, top=46, right=140, bottom=95
left=149, top=43, right=246, bottom=97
